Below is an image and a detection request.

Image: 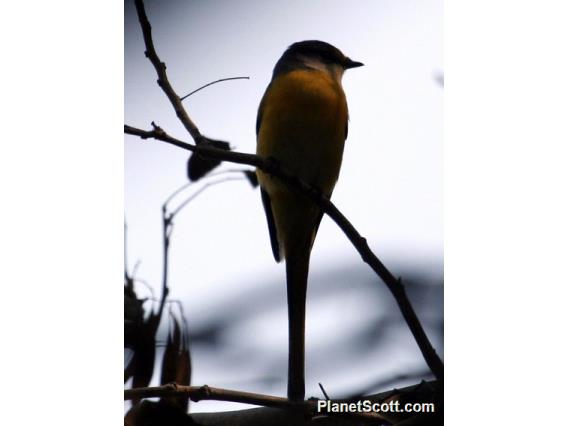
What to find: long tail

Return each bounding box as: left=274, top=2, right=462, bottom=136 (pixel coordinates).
left=285, top=242, right=311, bottom=401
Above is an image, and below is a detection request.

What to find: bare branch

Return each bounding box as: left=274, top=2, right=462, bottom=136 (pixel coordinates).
left=169, top=176, right=245, bottom=218
left=124, top=383, right=387, bottom=423
left=163, top=181, right=194, bottom=209
left=163, top=172, right=249, bottom=218
left=156, top=205, right=170, bottom=320
left=133, top=0, right=202, bottom=141
left=318, top=383, right=331, bottom=401
left=181, top=76, right=250, bottom=101
left=125, top=124, right=443, bottom=382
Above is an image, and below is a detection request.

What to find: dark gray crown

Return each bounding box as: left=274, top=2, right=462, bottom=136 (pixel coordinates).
left=272, top=40, right=362, bottom=79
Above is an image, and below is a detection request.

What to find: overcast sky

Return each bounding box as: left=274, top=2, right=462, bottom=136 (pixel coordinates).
left=125, top=0, right=442, bottom=412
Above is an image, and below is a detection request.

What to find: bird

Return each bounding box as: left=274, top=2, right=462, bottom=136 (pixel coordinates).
left=256, top=40, right=363, bottom=401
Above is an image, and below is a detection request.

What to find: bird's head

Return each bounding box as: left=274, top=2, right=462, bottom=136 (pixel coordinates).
left=273, top=40, right=363, bottom=82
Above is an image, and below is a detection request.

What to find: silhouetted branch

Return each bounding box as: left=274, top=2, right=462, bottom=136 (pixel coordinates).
left=125, top=124, right=443, bottom=382
left=170, top=176, right=245, bottom=218
left=126, top=381, right=441, bottom=425
left=157, top=205, right=171, bottom=320
left=125, top=383, right=387, bottom=423
left=163, top=174, right=247, bottom=220
left=348, top=369, right=434, bottom=399
left=134, top=0, right=201, bottom=141
left=318, top=383, right=331, bottom=401
left=154, top=173, right=249, bottom=354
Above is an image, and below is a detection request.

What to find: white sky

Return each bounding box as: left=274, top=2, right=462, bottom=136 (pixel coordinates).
left=125, top=0, right=442, bottom=412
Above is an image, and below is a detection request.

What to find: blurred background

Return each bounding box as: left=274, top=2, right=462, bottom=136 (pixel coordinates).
left=125, top=0, right=442, bottom=413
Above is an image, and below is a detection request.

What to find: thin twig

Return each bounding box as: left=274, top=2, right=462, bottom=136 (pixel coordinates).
left=319, top=383, right=331, bottom=401
left=157, top=206, right=170, bottom=320
left=207, top=168, right=255, bottom=177
left=348, top=369, right=434, bottom=399
left=158, top=177, right=248, bottom=327
left=125, top=124, right=444, bottom=382
left=181, top=77, right=250, bottom=101
left=169, top=176, right=245, bottom=218
left=132, top=260, right=142, bottom=279
left=163, top=181, right=193, bottom=208
left=163, top=169, right=251, bottom=211
left=124, top=383, right=387, bottom=422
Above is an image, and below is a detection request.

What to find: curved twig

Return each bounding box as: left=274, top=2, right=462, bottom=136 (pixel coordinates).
left=181, top=77, right=250, bottom=101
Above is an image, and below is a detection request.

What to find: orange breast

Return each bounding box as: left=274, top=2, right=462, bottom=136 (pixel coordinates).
left=256, top=69, right=349, bottom=257
left=256, top=69, right=348, bottom=195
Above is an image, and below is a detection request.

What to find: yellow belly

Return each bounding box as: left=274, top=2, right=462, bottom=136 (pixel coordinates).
left=256, top=69, right=348, bottom=257
left=257, top=69, right=347, bottom=192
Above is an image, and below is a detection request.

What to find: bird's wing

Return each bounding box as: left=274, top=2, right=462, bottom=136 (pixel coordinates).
left=256, top=110, right=263, bottom=136
left=310, top=119, right=346, bottom=242
left=260, top=188, right=281, bottom=262
left=310, top=185, right=335, bottom=250
left=311, top=117, right=347, bottom=248
left=257, top=88, right=280, bottom=261
left=256, top=85, right=269, bottom=136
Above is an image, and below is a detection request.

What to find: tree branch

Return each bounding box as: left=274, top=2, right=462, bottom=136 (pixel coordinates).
left=126, top=381, right=441, bottom=426
left=134, top=0, right=202, bottom=141
left=125, top=124, right=443, bottom=382
left=157, top=204, right=170, bottom=320
left=125, top=383, right=386, bottom=423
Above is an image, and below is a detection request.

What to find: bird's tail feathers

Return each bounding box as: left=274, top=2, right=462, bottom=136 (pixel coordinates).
left=285, top=241, right=311, bottom=401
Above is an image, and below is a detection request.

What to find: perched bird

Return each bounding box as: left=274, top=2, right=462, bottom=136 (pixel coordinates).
left=256, top=40, right=363, bottom=400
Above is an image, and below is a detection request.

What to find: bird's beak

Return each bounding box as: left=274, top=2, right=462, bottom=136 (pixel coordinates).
left=344, top=58, right=364, bottom=69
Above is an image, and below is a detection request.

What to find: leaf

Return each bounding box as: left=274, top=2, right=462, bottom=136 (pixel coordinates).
left=176, top=349, right=191, bottom=386
left=125, top=284, right=148, bottom=384
left=160, top=315, right=181, bottom=386
left=174, top=348, right=192, bottom=412
left=187, top=137, right=230, bottom=181
left=160, top=314, right=192, bottom=411
left=243, top=170, right=259, bottom=188
left=124, top=286, right=145, bottom=349
left=129, top=313, right=161, bottom=406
